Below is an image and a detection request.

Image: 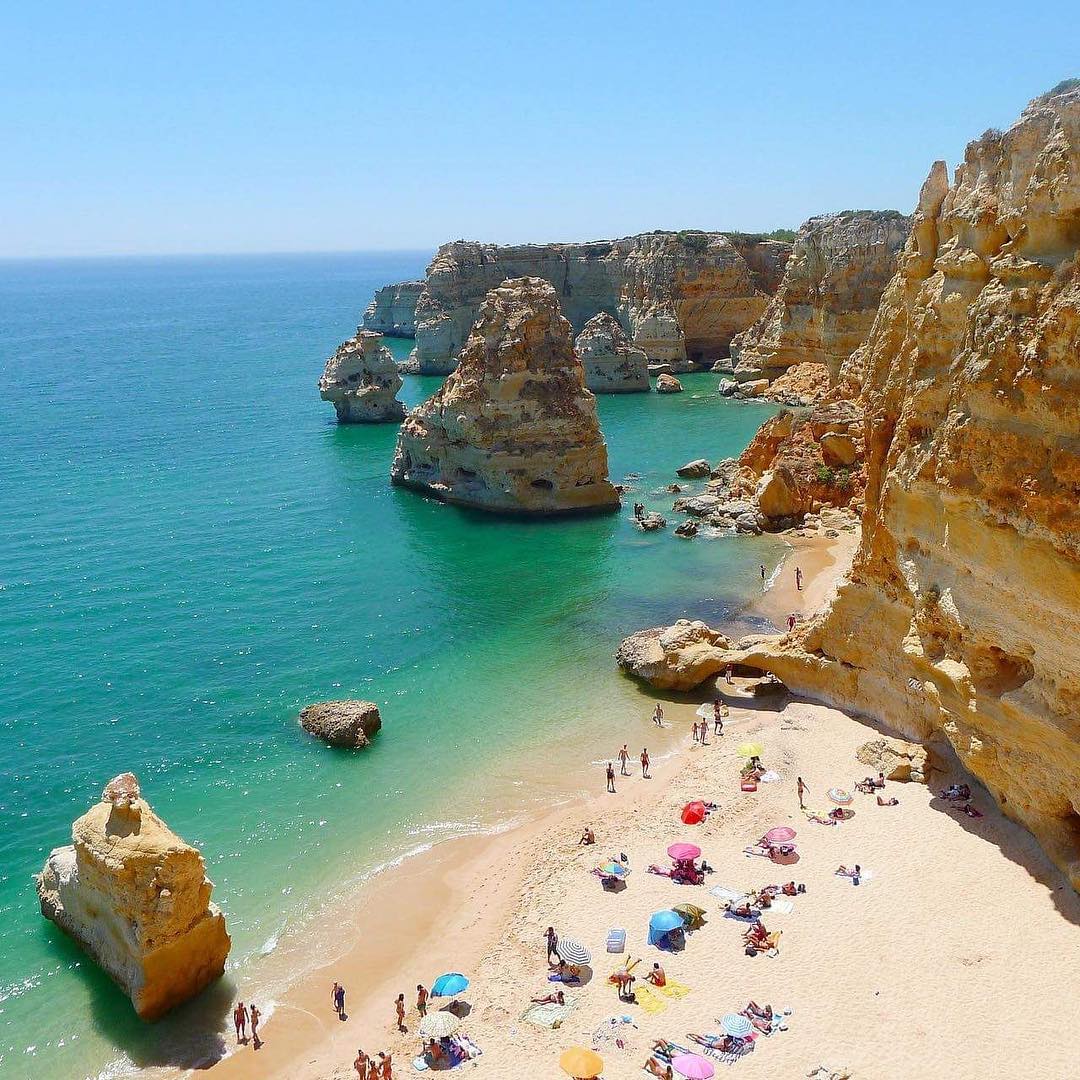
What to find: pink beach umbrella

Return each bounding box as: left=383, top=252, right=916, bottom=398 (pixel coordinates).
left=764, top=826, right=797, bottom=844
left=672, top=1052, right=715, bottom=1079
left=666, top=842, right=702, bottom=861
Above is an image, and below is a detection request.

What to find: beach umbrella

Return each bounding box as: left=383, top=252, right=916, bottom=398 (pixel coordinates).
left=828, top=787, right=854, bottom=806
left=418, top=1010, right=462, bottom=1038
left=597, top=861, right=630, bottom=877
left=720, top=1013, right=754, bottom=1038
left=559, top=1046, right=604, bottom=1078
left=555, top=938, right=592, bottom=966
left=672, top=1051, right=716, bottom=1078
left=431, top=972, right=469, bottom=997
left=649, top=909, right=684, bottom=933
left=764, top=826, right=797, bottom=844
left=666, top=842, right=701, bottom=861
left=681, top=801, right=707, bottom=825
left=673, top=903, right=707, bottom=929
left=737, top=742, right=764, bottom=759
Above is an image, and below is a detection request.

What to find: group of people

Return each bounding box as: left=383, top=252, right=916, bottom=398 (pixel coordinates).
left=353, top=1048, right=394, bottom=1078
left=232, top=1000, right=262, bottom=1048
left=607, top=745, right=650, bottom=791
left=342, top=982, right=435, bottom=1077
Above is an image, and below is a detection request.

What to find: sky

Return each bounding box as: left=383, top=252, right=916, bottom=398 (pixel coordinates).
left=0, top=1, right=1076, bottom=258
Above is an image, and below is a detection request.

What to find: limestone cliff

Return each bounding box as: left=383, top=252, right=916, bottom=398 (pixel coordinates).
left=624, top=85, right=1080, bottom=890
left=36, top=773, right=230, bottom=1019
left=319, top=329, right=406, bottom=422
left=574, top=312, right=649, bottom=393
left=731, top=210, right=911, bottom=384
left=390, top=277, right=620, bottom=515
left=401, top=233, right=790, bottom=374
left=362, top=280, right=423, bottom=337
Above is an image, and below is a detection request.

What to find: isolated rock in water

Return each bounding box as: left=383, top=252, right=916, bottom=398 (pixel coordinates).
left=636, top=511, right=667, bottom=531
left=574, top=312, right=649, bottom=392
left=36, top=774, right=230, bottom=1020
left=730, top=209, right=912, bottom=384
left=362, top=280, right=423, bottom=337
left=673, top=520, right=699, bottom=538
left=616, top=620, right=730, bottom=690
left=319, top=330, right=406, bottom=422
left=300, top=700, right=383, bottom=748
left=390, top=277, right=620, bottom=515
left=856, top=737, right=929, bottom=783
left=676, top=458, right=712, bottom=478
left=655, top=373, right=683, bottom=394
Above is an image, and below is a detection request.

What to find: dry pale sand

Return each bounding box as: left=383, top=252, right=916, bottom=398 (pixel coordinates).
left=190, top=532, right=1080, bottom=1080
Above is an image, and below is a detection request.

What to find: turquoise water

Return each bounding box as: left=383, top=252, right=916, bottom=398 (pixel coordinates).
left=0, top=254, right=782, bottom=1078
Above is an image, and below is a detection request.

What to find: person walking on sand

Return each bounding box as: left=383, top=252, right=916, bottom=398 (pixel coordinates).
left=607, top=762, right=617, bottom=793
left=699, top=722, right=708, bottom=746
left=760, top=563, right=766, bottom=585
left=725, top=664, right=734, bottom=686
left=546, top=926, right=559, bottom=963
left=653, top=703, right=664, bottom=726
left=713, top=700, right=725, bottom=736
left=619, top=743, right=631, bottom=776
left=787, top=612, right=797, bottom=632
left=797, top=776, right=809, bottom=809
left=332, top=981, right=346, bottom=1020
left=692, top=720, right=699, bottom=744
left=416, top=984, right=428, bottom=1017
left=395, top=993, right=406, bottom=1033
left=378, top=1051, right=393, bottom=1079
left=233, top=1001, right=248, bottom=1043
left=641, top=747, right=651, bottom=778
left=249, top=1004, right=261, bottom=1048
left=795, top=565, right=803, bottom=590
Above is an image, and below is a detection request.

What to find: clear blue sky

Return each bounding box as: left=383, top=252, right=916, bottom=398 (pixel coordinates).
left=1, top=1, right=1075, bottom=257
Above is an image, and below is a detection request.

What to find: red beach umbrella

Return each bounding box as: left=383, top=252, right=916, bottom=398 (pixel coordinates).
left=666, top=842, right=702, bottom=861
left=681, top=801, right=707, bottom=825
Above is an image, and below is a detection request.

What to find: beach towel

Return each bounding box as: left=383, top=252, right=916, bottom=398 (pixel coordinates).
left=767, top=898, right=794, bottom=915
left=632, top=984, right=667, bottom=1015
left=520, top=994, right=577, bottom=1028
left=654, top=979, right=691, bottom=1000
left=710, top=885, right=744, bottom=904
left=704, top=1040, right=755, bottom=1065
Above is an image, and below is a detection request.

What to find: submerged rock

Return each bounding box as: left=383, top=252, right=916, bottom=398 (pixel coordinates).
left=319, top=330, right=406, bottom=422
left=36, top=774, right=230, bottom=1020
left=574, top=312, right=649, bottom=393
left=390, top=277, right=620, bottom=516
left=300, top=700, right=383, bottom=748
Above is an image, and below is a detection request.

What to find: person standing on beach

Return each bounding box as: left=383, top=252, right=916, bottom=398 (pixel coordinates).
left=249, top=1004, right=261, bottom=1048
left=653, top=703, right=664, bottom=726
left=332, top=981, right=346, bottom=1020
left=713, top=700, right=725, bottom=736
left=691, top=721, right=699, bottom=744
left=699, top=721, right=708, bottom=746
left=760, top=563, right=766, bottom=585
left=378, top=1050, right=393, bottom=1079
left=619, top=744, right=630, bottom=775
left=354, top=1050, right=369, bottom=1076
left=606, top=762, right=617, bottom=793
left=233, top=1001, right=248, bottom=1043
left=416, top=984, right=428, bottom=1017
left=546, top=926, right=559, bottom=963
left=641, top=748, right=651, bottom=778
left=795, top=565, right=803, bottom=590
left=797, top=776, right=809, bottom=809
left=395, top=993, right=406, bottom=1032
left=787, top=612, right=797, bottom=631
left=725, top=665, right=734, bottom=686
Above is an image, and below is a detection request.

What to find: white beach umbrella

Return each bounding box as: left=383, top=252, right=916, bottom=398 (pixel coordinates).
left=419, top=1010, right=462, bottom=1038
left=555, top=938, right=592, bottom=966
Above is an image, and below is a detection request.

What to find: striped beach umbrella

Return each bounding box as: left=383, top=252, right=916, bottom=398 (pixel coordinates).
left=720, top=1012, right=754, bottom=1037
left=555, top=938, right=592, bottom=966
left=418, top=1010, right=461, bottom=1038
left=828, top=787, right=854, bottom=806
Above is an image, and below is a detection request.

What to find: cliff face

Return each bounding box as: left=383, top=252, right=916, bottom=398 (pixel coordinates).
left=574, top=312, right=649, bottom=393
left=362, top=280, right=423, bottom=337
left=319, top=329, right=406, bottom=422
left=36, top=774, right=230, bottom=1019
left=699, top=87, right=1080, bottom=889
left=390, top=277, right=620, bottom=515
left=731, top=210, right=912, bottom=384
left=404, top=233, right=791, bottom=374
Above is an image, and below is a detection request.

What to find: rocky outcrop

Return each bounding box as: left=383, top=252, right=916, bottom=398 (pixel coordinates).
left=362, top=280, right=423, bottom=337
left=300, top=700, right=383, bottom=748
left=631, top=87, right=1080, bottom=890
left=760, top=362, right=831, bottom=406
left=399, top=233, right=791, bottom=374
left=616, top=620, right=730, bottom=690
left=319, top=330, right=406, bottom=422
left=655, top=373, right=683, bottom=394
left=36, top=774, right=230, bottom=1020
left=574, top=312, right=649, bottom=392
left=856, top=737, right=930, bottom=783
left=731, top=210, right=911, bottom=384
left=390, top=277, right=620, bottom=515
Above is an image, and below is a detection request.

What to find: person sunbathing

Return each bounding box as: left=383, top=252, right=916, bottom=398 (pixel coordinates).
left=877, top=795, right=899, bottom=806
left=855, top=779, right=876, bottom=794
left=578, top=826, right=596, bottom=846
left=646, top=963, right=666, bottom=987
left=727, top=900, right=757, bottom=919
left=956, top=801, right=983, bottom=818
left=689, top=1033, right=738, bottom=1052
left=780, top=881, right=805, bottom=895
left=426, top=1041, right=446, bottom=1066
left=836, top=864, right=861, bottom=878
left=644, top=1059, right=674, bottom=1079
left=743, top=921, right=771, bottom=946
left=745, top=1000, right=773, bottom=1020
left=530, top=990, right=565, bottom=1005
left=941, top=783, right=971, bottom=801
left=650, top=1038, right=679, bottom=1057
left=647, top=864, right=672, bottom=877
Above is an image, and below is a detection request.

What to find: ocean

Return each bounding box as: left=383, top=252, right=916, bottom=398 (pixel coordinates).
left=0, top=253, right=783, bottom=1077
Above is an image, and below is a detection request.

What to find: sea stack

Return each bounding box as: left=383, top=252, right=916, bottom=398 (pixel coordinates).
left=36, top=773, right=230, bottom=1020
left=390, top=276, right=620, bottom=515
left=319, top=329, right=406, bottom=422
left=574, top=312, right=649, bottom=392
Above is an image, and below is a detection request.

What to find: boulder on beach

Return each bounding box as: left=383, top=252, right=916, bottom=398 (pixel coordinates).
left=36, top=773, right=230, bottom=1021
left=299, top=700, right=383, bottom=748
left=856, top=737, right=930, bottom=783
left=616, top=619, right=730, bottom=690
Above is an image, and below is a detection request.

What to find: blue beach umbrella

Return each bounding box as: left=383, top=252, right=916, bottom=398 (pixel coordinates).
left=431, top=972, right=469, bottom=997
left=598, top=861, right=630, bottom=877
left=648, top=909, right=684, bottom=946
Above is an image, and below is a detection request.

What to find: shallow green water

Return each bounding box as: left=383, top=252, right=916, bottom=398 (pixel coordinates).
left=0, top=254, right=782, bottom=1077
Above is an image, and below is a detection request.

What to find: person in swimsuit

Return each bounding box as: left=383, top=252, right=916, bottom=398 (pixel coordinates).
left=606, top=762, right=616, bottom=793
left=619, top=743, right=630, bottom=775
left=641, top=748, right=650, bottom=778
left=653, top=703, right=664, bottom=726
left=795, top=566, right=803, bottom=590
left=395, top=993, right=406, bottom=1032
left=531, top=989, right=565, bottom=1005
left=546, top=926, right=558, bottom=962
left=233, top=1001, right=248, bottom=1043
left=249, top=1003, right=261, bottom=1047
left=797, top=775, right=809, bottom=808
left=332, top=981, right=346, bottom=1019
left=646, top=962, right=666, bottom=987
left=416, top=984, right=428, bottom=1017
left=353, top=1049, right=368, bottom=1076
left=577, top=825, right=595, bottom=845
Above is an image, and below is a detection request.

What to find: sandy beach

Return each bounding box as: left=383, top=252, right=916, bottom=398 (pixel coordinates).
left=189, top=529, right=1080, bottom=1080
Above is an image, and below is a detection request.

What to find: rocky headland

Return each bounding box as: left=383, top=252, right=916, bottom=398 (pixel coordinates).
left=318, top=329, right=406, bottom=423
left=362, top=280, right=424, bottom=337
left=390, top=277, right=620, bottom=515
left=36, top=773, right=230, bottom=1020
left=620, top=84, right=1080, bottom=890
left=573, top=312, right=649, bottom=392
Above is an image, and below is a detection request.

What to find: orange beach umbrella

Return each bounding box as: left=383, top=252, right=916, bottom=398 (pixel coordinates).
left=560, top=1046, right=604, bottom=1077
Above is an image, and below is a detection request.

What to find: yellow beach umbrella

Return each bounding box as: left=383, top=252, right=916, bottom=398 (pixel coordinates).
left=737, top=741, right=764, bottom=759
left=560, top=1046, right=604, bottom=1077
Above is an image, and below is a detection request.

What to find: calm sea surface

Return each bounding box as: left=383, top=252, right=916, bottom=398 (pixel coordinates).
left=0, top=253, right=782, bottom=1077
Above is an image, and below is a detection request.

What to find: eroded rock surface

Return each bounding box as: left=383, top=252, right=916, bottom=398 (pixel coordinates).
left=319, top=330, right=406, bottom=422
left=362, top=280, right=423, bottom=337
left=300, top=700, right=383, bottom=748
left=856, top=737, right=930, bottom=783
left=616, top=620, right=730, bottom=690
left=390, top=277, right=619, bottom=515
left=574, top=312, right=649, bottom=392
left=36, top=774, right=230, bottom=1020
